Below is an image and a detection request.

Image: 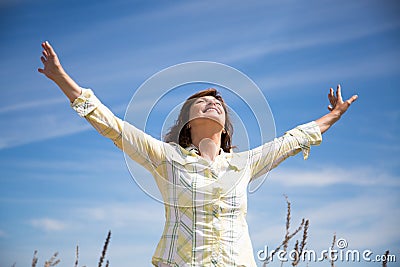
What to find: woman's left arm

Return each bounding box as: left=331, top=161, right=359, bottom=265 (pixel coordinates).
left=315, top=84, right=358, bottom=134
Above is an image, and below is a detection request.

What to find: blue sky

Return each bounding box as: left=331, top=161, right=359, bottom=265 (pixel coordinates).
left=0, top=0, right=399, bottom=266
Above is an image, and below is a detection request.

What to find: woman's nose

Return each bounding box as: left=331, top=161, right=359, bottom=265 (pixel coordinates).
left=206, top=99, right=217, bottom=106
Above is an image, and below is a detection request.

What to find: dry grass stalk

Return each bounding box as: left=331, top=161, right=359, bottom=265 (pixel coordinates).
left=32, top=250, right=38, bottom=267
left=323, top=233, right=337, bottom=266
left=299, top=219, right=309, bottom=255
left=98, top=230, right=111, bottom=267
left=280, top=195, right=291, bottom=267
left=25, top=231, right=109, bottom=267
left=74, top=245, right=79, bottom=267
left=30, top=250, right=60, bottom=267
left=292, top=240, right=300, bottom=266
left=283, top=194, right=291, bottom=252
left=382, top=250, right=389, bottom=267
left=329, top=234, right=336, bottom=267
left=263, top=196, right=306, bottom=267
left=292, top=219, right=309, bottom=266
left=264, top=219, right=305, bottom=266
left=44, top=252, right=60, bottom=267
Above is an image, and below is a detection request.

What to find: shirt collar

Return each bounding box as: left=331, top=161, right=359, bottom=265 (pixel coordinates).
left=185, top=144, right=225, bottom=157
left=177, top=144, right=242, bottom=171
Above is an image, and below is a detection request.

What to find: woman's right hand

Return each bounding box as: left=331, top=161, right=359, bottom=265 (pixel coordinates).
left=38, top=41, right=66, bottom=81
left=38, top=41, right=82, bottom=102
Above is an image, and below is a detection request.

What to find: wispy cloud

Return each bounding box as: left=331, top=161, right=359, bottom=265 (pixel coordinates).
left=258, top=49, right=400, bottom=92
left=0, top=113, right=91, bottom=149
left=30, top=218, right=67, bottom=231
left=303, top=195, right=400, bottom=249
left=75, top=201, right=163, bottom=229
left=47, top=0, right=400, bottom=88
left=266, top=166, right=400, bottom=187
left=0, top=100, right=129, bottom=150
left=220, top=20, right=400, bottom=64
left=0, top=97, right=65, bottom=114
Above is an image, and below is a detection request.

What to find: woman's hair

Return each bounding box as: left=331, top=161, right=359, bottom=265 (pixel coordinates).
left=164, top=88, right=234, bottom=152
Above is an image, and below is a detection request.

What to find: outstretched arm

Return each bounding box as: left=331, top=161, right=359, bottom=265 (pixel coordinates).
left=315, top=85, right=358, bottom=134
left=38, top=41, right=81, bottom=102
left=37, top=41, right=167, bottom=172
left=248, top=85, right=357, bottom=180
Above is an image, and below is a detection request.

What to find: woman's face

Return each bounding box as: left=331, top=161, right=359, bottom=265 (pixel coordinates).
left=188, top=96, right=226, bottom=129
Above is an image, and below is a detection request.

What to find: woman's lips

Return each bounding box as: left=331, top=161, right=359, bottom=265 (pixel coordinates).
left=203, top=107, right=220, bottom=113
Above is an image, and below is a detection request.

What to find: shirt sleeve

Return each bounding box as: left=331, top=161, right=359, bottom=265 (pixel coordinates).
left=248, top=121, right=322, bottom=180
left=70, top=88, right=166, bottom=172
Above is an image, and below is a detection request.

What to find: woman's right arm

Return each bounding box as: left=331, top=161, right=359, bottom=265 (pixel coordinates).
left=38, top=41, right=166, bottom=172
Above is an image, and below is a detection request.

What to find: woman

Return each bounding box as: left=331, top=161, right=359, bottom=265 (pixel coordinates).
left=38, top=41, right=357, bottom=267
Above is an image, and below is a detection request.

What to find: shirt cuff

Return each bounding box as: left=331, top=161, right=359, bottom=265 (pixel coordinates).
left=70, top=88, right=101, bottom=117
left=285, top=121, right=322, bottom=160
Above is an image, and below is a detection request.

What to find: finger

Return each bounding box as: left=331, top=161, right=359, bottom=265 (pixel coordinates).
left=328, top=87, right=335, bottom=104
left=40, top=56, right=46, bottom=64
left=328, top=87, right=333, bottom=98
left=328, top=105, right=333, bottom=111
left=336, top=84, right=343, bottom=102
left=42, top=42, right=51, bottom=57
left=345, top=94, right=358, bottom=105
left=42, top=50, right=48, bottom=58
left=38, top=68, right=44, bottom=73
left=44, top=41, right=53, bottom=56
left=45, top=41, right=56, bottom=56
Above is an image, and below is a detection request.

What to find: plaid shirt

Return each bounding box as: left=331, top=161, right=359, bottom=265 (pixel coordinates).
left=72, top=89, right=322, bottom=267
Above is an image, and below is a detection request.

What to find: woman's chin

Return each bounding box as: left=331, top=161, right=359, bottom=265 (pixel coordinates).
left=191, top=116, right=224, bottom=129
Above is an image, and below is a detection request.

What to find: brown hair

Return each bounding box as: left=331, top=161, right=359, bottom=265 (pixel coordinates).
left=164, top=88, right=234, bottom=152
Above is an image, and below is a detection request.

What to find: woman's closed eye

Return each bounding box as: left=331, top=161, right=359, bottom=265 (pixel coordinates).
left=195, top=98, right=222, bottom=106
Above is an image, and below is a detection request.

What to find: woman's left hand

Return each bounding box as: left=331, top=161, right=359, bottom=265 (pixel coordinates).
left=327, top=84, right=358, bottom=118
left=315, top=84, right=358, bottom=134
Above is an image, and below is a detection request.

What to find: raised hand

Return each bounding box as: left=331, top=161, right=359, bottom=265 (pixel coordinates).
left=315, top=84, right=358, bottom=134
left=38, top=41, right=81, bottom=102
left=327, top=84, right=358, bottom=117
left=38, top=41, right=65, bottom=81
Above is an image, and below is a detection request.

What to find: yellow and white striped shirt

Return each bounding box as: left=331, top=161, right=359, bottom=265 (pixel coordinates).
left=72, top=88, right=322, bottom=267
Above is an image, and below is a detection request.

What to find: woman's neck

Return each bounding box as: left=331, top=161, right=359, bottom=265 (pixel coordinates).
left=191, top=128, right=221, bottom=161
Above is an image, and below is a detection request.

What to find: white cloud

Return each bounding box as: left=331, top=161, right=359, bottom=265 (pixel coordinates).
left=76, top=201, right=164, bottom=229
left=30, top=218, right=67, bottom=231
left=0, top=101, right=129, bottom=150
left=303, top=195, right=400, bottom=249
left=221, top=19, right=400, bottom=65
left=266, top=166, right=400, bottom=187
left=0, top=114, right=91, bottom=150
left=0, top=97, right=65, bottom=114
left=256, top=49, right=400, bottom=95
